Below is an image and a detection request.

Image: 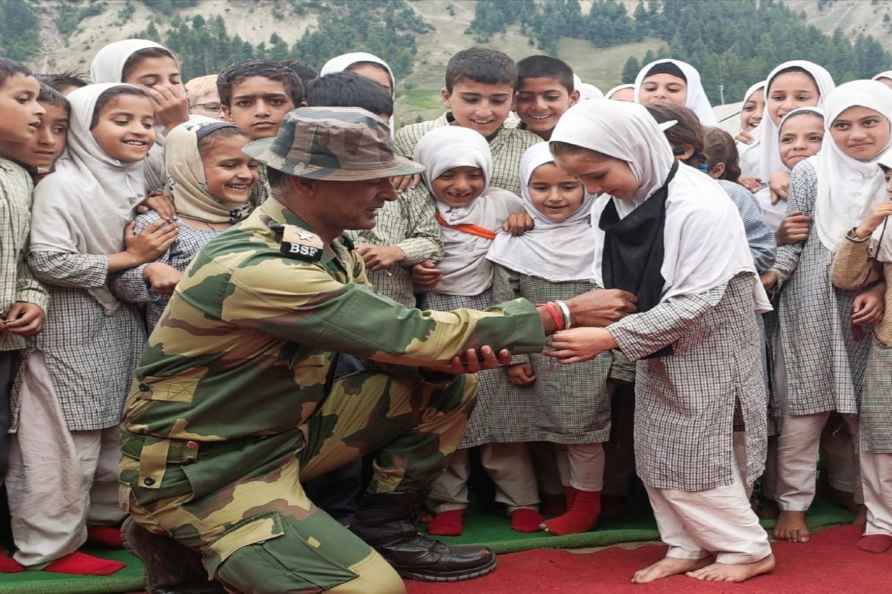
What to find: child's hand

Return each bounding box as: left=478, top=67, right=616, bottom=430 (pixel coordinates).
left=546, top=327, right=617, bottom=364
left=125, top=220, right=178, bottom=264
left=144, top=262, right=183, bottom=296
left=761, top=271, right=780, bottom=291
left=391, top=174, right=421, bottom=192
left=412, top=260, right=442, bottom=291
left=738, top=176, right=762, bottom=193
left=506, top=363, right=536, bottom=385
left=855, top=202, right=892, bottom=239
left=775, top=212, right=811, bottom=246
left=503, top=212, right=535, bottom=236
left=768, top=171, right=791, bottom=204
left=356, top=245, right=406, bottom=271
left=735, top=130, right=755, bottom=145
left=137, top=192, right=176, bottom=222
left=143, top=85, right=190, bottom=132
left=852, top=284, right=885, bottom=326
left=0, top=302, right=45, bottom=337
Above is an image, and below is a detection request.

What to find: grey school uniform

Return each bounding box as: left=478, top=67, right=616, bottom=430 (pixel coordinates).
left=771, top=161, right=871, bottom=418
left=608, top=273, right=768, bottom=492
left=459, top=265, right=611, bottom=448
left=11, top=252, right=146, bottom=432
left=111, top=211, right=220, bottom=330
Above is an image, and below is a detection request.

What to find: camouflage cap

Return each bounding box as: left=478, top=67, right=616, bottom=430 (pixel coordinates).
left=243, top=107, right=424, bottom=181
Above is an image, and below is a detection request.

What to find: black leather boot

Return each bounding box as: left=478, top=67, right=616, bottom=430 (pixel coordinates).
left=350, top=492, right=496, bottom=582
left=122, top=517, right=226, bottom=594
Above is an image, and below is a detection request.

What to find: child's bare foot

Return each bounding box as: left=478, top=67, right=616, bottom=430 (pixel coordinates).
left=630, top=556, right=712, bottom=584
left=774, top=510, right=810, bottom=542
left=687, top=555, right=775, bottom=582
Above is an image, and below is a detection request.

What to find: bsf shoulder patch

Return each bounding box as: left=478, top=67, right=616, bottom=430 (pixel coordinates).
left=277, top=224, right=324, bottom=262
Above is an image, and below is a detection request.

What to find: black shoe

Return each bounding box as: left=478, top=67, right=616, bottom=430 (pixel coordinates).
left=122, top=517, right=226, bottom=594
left=351, top=492, right=496, bottom=582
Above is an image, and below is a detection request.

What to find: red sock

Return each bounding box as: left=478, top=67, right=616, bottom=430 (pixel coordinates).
left=44, top=551, right=126, bottom=576
left=564, top=486, right=578, bottom=510
left=87, top=526, right=124, bottom=549
left=0, top=551, right=24, bottom=573
left=857, top=534, right=892, bottom=553
left=428, top=509, right=464, bottom=536
left=543, top=489, right=601, bottom=536
left=510, top=508, right=544, bottom=533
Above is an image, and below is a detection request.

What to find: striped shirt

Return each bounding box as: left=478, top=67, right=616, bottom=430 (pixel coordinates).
left=0, top=157, right=47, bottom=352
left=393, top=113, right=542, bottom=196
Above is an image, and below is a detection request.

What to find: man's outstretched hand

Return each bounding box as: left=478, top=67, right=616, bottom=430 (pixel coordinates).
left=566, top=289, right=638, bottom=328
left=425, top=345, right=512, bottom=375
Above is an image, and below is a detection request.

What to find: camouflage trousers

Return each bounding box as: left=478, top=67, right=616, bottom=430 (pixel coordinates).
left=121, top=369, right=477, bottom=594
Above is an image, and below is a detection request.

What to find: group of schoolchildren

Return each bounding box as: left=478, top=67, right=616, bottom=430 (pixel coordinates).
left=1, top=35, right=892, bottom=586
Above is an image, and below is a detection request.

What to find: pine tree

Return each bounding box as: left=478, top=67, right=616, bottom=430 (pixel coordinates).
left=621, top=56, right=640, bottom=83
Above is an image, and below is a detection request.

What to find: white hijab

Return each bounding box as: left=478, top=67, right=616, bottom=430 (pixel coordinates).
left=487, top=143, right=595, bottom=282
left=634, top=59, right=718, bottom=126
left=572, top=74, right=604, bottom=101
left=90, top=38, right=168, bottom=83
left=813, top=80, right=892, bottom=254
left=31, top=83, right=149, bottom=312
left=872, top=71, right=892, bottom=84
left=750, top=61, right=835, bottom=182
left=415, top=126, right=520, bottom=296
left=876, top=148, right=892, bottom=262
left=551, top=99, right=770, bottom=311
left=754, top=107, right=825, bottom=231
left=605, top=84, right=635, bottom=100
left=738, top=81, right=768, bottom=179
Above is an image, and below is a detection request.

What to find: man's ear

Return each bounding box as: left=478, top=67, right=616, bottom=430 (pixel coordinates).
left=708, top=162, right=726, bottom=179
left=569, top=89, right=580, bottom=107
left=679, top=144, right=695, bottom=161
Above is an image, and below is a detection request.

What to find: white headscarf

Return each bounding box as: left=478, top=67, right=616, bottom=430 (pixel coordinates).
left=754, top=106, right=825, bottom=231
left=572, top=74, right=604, bottom=101
left=634, top=59, right=718, bottom=126
left=415, top=126, right=521, bottom=296
left=750, top=61, right=835, bottom=182
left=487, top=143, right=595, bottom=282
left=605, top=84, right=635, bottom=101
left=31, top=83, right=150, bottom=312
left=89, top=39, right=168, bottom=83
left=813, top=80, right=892, bottom=254
left=738, top=81, right=768, bottom=178
left=872, top=71, right=892, bottom=84
left=551, top=99, right=770, bottom=311
left=876, top=148, right=892, bottom=262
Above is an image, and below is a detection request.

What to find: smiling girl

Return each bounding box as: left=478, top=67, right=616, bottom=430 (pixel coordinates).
left=483, top=143, right=611, bottom=535
left=634, top=59, right=718, bottom=125
left=415, top=126, right=540, bottom=536
left=112, top=121, right=257, bottom=330
left=5, top=84, right=176, bottom=575
left=761, top=80, right=892, bottom=546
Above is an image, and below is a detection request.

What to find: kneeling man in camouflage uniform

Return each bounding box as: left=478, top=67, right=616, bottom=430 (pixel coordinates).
left=120, top=107, right=635, bottom=594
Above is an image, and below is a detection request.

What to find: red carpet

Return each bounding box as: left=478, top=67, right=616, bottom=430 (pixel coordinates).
left=407, top=525, right=890, bottom=594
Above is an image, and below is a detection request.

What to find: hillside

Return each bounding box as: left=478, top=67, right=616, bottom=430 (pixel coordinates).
left=11, top=0, right=892, bottom=124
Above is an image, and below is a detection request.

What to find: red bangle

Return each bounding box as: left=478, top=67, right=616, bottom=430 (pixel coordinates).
left=544, top=302, right=565, bottom=331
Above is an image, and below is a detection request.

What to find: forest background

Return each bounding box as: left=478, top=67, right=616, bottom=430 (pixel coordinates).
left=2, top=0, right=891, bottom=125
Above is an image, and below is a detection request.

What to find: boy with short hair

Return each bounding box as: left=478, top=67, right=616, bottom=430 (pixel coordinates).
left=514, top=55, right=579, bottom=140
left=0, top=60, right=49, bottom=566
left=394, top=47, right=540, bottom=196
left=3, top=83, right=70, bottom=181
left=218, top=60, right=304, bottom=205
left=38, top=71, right=87, bottom=96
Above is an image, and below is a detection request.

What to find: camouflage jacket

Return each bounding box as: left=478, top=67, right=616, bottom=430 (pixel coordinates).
left=123, top=196, right=546, bottom=452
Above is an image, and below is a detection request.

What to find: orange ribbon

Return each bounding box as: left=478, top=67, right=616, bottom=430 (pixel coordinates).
left=435, top=211, right=497, bottom=241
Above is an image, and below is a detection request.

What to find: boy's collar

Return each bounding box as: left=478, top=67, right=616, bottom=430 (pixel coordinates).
left=443, top=111, right=504, bottom=144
